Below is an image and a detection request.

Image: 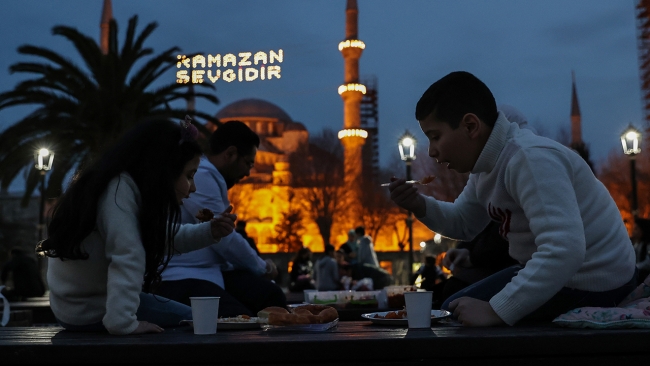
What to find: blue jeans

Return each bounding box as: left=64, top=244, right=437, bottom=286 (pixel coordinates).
left=58, top=292, right=193, bottom=332
left=441, top=265, right=638, bottom=323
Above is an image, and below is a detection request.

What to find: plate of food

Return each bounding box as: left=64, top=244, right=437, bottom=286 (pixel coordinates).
left=217, top=315, right=261, bottom=330
left=257, top=305, right=339, bottom=332
left=361, top=309, right=451, bottom=326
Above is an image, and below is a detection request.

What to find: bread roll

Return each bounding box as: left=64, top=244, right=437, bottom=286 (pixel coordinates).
left=292, top=304, right=330, bottom=315
left=268, top=313, right=312, bottom=325
left=314, top=307, right=338, bottom=323
left=257, top=306, right=289, bottom=320
left=262, top=305, right=338, bottom=326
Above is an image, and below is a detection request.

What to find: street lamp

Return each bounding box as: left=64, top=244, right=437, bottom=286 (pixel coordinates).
left=620, top=125, right=641, bottom=219
left=398, top=131, right=416, bottom=275
left=34, top=148, right=54, bottom=241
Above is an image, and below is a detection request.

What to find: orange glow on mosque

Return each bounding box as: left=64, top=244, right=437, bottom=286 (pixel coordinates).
left=200, top=1, right=435, bottom=255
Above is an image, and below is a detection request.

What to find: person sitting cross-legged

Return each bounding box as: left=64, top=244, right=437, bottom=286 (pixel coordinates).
left=388, top=71, right=637, bottom=326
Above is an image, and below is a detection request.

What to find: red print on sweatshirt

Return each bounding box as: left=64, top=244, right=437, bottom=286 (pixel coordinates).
left=488, top=203, right=512, bottom=240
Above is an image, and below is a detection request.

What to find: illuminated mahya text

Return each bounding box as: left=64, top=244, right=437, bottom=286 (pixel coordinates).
left=176, top=49, right=283, bottom=84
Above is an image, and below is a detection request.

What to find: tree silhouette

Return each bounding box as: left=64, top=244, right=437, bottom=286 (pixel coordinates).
left=599, top=148, right=650, bottom=231
left=359, top=173, right=395, bottom=243
left=274, top=191, right=306, bottom=253
left=293, top=128, right=345, bottom=247
left=0, top=15, right=219, bottom=205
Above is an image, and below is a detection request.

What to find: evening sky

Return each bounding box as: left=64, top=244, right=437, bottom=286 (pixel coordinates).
left=0, top=0, right=643, bottom=191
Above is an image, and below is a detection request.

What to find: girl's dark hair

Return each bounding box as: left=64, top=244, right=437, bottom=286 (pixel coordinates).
left=39, top=119, right=203, bottom=292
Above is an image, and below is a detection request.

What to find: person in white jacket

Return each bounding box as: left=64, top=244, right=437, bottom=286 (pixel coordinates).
left=354, top=226, right=379, bottom=268
left=315, top=244, right=340, bottom=291
left=156, top=121, right=286, bottom=317
left=41, top=118, right=236, bottom=335
left=388, top=71, right=637, bottom=327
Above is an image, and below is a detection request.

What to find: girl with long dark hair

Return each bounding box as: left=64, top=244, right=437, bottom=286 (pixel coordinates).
left=38, top=117, right=236, bottom=335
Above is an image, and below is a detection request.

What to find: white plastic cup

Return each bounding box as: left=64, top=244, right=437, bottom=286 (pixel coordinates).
left=404, top=291, right=433, bottom=329
left=304, top=289, right=318, bottom=303
left=189, top=297, right=220, bottom=335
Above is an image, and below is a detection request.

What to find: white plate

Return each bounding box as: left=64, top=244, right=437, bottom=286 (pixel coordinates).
left=361, top=310, right=451, bottom=326
left=261, top=318, right=338, bottom=332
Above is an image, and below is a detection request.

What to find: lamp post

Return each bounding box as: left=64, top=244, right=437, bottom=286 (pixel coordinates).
left=399, top=131, right=416, bottom=275
left=34, top=148, right=54, bottom=242
left=620, top=126, right=641, bottom=219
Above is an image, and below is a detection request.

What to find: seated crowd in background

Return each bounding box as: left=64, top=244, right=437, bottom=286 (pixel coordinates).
left=310, top=227, right=392, bottom=292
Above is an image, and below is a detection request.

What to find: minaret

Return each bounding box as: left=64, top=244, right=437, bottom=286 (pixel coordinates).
left=570, top=71, right=582, bottom=145
left=338, top=0, right=367, bottom=225
left=100, top=0, right=113, bottom=54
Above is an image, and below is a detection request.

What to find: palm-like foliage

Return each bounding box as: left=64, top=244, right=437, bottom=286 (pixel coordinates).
left=0, top=15, right=219, bottom=205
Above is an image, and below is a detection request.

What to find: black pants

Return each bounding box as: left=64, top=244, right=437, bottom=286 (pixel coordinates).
left=154, top=271, right=286, bottom=317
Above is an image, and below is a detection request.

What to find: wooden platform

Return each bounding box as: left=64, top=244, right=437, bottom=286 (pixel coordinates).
left=1, top=321, right=648, bottom=365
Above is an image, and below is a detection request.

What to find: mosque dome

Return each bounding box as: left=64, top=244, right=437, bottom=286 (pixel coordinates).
left=215, top=98, right=293, bottom=123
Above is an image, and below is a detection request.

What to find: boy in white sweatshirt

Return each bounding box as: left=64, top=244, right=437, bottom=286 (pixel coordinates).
left=388, top=71, right=637, bottom=326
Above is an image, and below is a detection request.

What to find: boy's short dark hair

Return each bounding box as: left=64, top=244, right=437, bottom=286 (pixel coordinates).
left=209, top=120, right=260, bottom=155
left=354, top=226, right=365, bottom=236
left=415, top=71, right=498, bottom=129
left=324, top=243, right=335, bottom=254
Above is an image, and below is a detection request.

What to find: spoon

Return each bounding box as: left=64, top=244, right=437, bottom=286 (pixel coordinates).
left=380, top=176, right=436, bottom=187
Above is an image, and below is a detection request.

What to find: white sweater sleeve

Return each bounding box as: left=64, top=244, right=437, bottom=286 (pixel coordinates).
left=417, top=175, right=491, bottom=242
left=96, top=175, right=146, bottom=335
left=172, top=222, right=221, bottom=254
left=489, top=148, right=585, bottom=325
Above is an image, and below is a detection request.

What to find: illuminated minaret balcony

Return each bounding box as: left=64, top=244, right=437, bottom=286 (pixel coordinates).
left=338, top=128, right=368, bottom=140
left=338, top=39, right=366, bottom=51
left=338, top=83, right=367, bottom=95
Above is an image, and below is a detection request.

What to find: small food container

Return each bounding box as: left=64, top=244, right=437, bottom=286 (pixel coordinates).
left=383, top=285, right=418, bottom=309
left=346, top=290, right=381, bottom=309
left=306, top=291, right=349, bottom=307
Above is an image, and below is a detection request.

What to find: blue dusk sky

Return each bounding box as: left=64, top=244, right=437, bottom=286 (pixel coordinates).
left=0, top=0, right=644, bottom=191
